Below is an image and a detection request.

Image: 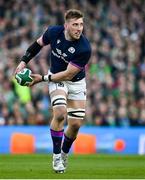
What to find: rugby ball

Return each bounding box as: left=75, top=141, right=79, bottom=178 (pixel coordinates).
left=15, top=68, right=33, bottom=86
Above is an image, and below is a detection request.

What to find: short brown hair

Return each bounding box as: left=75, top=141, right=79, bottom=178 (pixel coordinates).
left=64, top=9, right=84, bottom=22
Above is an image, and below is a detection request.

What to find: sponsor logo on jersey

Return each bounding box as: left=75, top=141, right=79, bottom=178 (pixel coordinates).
left=68, top=47, right=75, bottom=53
left=56, top=48, right=61, bottom=55
left=52, top=48, right=68, bottom=63
left=62, top=53, right=67, bottom=57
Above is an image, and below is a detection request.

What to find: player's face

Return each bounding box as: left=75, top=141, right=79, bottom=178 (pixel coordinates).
left=65, top=18, right=84, bottom=40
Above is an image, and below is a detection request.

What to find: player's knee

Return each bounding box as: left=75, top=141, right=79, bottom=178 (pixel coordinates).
left=54, top=107, right=67, bottom=122
left=51, top=95, right=67, bottom=122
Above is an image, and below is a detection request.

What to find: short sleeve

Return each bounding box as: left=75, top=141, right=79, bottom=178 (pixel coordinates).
left=42, top=25, right=64, bottom=45
left=42, top=26, right=53, bottom=45
left=70, top=50, right=91, bottom=70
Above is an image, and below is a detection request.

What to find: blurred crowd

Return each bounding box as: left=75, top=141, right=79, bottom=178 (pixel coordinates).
left=0, top=0, right=145, bottom=126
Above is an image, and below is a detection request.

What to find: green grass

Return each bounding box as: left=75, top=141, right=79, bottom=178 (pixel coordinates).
left=0, top=154, right=145, bottom=179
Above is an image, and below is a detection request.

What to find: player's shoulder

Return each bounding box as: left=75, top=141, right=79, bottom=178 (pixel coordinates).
left=47, top=25, right=64, bottom=34
left=78, top=34, right=91, bottom=53
left=42, top=25, right=64, bottom=45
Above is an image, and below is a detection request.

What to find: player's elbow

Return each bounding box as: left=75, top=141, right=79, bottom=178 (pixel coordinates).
left=37, top=36, right=45, bottom=46
left=65, top=75, right=74, bottom=81
left=65, top=72, right=75, bottom=81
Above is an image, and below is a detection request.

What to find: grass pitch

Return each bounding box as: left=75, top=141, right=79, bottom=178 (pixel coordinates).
left=0, top=154, right=145, bottom=179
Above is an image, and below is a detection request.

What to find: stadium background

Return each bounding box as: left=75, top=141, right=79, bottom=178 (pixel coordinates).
left=0, top=0, right=145, bottom=155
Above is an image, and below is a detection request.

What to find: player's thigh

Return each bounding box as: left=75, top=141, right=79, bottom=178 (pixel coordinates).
left=50, top=89, right=67, bottom=100
left=49, top=81, right=68, bottom=107
left=67, top=99, right=86, bottom=127
left=50, top=90, right=67, bottom=118
left=67, top=78, right=87, bottom=101
left=49, top=81, right=68, bottom=97
left=49, top=81, right=68, bottom=117
left=68, top=99, right=86, bottom=109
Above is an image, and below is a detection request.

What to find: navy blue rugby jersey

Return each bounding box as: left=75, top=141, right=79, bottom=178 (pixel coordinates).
left=42, top=25, right=91, bottom=82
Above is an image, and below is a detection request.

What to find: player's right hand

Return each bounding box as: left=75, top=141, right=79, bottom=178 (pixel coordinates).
left=28, top=74, right=43, bottom=87
left=14, top=61, right=26, bottom=75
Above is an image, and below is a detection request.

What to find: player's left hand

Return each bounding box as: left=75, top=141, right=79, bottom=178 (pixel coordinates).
left=28, top=74, right=43, bottom=87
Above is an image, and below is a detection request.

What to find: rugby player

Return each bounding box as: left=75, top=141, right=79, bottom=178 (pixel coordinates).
left=15, top=9, right=91, bottom=173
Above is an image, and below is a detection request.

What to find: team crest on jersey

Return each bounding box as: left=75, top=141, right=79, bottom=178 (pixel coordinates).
left=68, top=47, right=75, bottom=54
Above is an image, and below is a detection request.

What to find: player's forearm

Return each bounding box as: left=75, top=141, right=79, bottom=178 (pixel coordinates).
left=42, top=64, right=80, bottom=82
left=50, top=71, right=74, bottom=82
left=21, top=41, right=43, bottom=64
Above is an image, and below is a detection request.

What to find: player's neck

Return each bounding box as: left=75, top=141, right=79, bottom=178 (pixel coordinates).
left=64, top=30, right=74, bottom=41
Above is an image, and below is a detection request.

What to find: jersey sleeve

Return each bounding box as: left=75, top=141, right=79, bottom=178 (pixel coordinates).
left=70, top=50, right=91, bottom=70
left=42, top=25, right=64, bottom=45
left=42, top=26, right=53, bottom=45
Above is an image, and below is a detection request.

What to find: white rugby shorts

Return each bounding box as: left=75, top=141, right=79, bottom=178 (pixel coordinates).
left=48, top=78, right=87, bottom=100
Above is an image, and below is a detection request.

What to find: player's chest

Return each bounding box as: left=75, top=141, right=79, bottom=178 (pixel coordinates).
left=51, top=38, right=77, bottom=63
